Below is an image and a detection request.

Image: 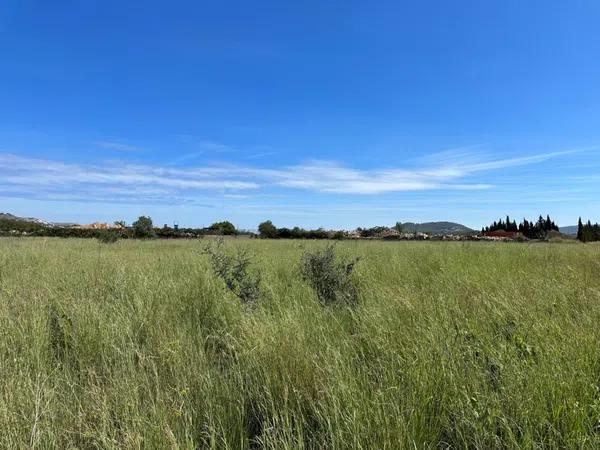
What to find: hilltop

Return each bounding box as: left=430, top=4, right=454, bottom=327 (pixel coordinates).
left=0, top=212, right=78, bottom=228
left=0, top=212, right=48, bottom=225
left=399, top=221, right=476, bottom=235
left=558, top=225, right=578, bottom=236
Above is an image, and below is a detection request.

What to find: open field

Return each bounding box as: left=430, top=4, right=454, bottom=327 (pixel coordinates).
left=1, top=237, right=600, bottom=449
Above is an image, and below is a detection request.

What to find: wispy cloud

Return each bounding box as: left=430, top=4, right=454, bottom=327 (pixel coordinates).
left=0, top=147, right=587, bottom=204
left=0, top=154, right=258, bottom=204
left=93, top=141, right=142, bottom=152
left=170, top=139, right=236, bottom=164
left=243, top=151, right=277, bottom=160
left=264, top=161, right=490, bottom=194
left=456, top=148, right=591, bottom=172
left=255, top=147, right=588, bottom=194
left=194, top=140, right=234, bottom=153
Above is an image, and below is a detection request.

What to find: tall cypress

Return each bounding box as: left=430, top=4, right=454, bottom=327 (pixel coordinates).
left=577, top=217, right=583, bottom=241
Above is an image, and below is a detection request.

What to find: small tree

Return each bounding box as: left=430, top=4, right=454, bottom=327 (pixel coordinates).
left=204, top=239, right=261, bottom=306
left=132, top=216, right=155, bottom=239
left=258, top=220, right=278, bottom=238
left=394, top=222, right=404, bottom=233
left=300, top=245, right=359, bottom=307
left=210, top=221, right=236, bottom=235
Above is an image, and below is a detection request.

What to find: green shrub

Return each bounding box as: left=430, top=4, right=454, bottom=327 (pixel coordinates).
left=204, top=239, right=261, bottom=306
left=132, top=216, right=156, bottom=239
left=96, top=230, right=119, bottom=244
left=299, top=244, right=359, bottom=306
left=209, top=221, right=237, bottom=235
left=332, top=231, right=346, bottom=240
left=258, top=220, right=278, bottom=238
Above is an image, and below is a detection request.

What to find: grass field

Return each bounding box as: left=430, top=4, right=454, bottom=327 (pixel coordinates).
left=1, top=237, right=600, bottom=449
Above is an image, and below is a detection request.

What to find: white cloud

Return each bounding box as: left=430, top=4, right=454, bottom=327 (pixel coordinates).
left=255, top=147, right=585, bottom=194
left=0, top=154, right=259, bottom=204
left=457, top=148, right=589, bottom=173
left=0, top=147, right=586, bottom=204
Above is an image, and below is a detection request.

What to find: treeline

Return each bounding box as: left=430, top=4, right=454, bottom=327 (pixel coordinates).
left=4, top=213, right=600, bottom=243
left=0, top=217, right=46, bottom=234
left=155, top=220, right=243, bottom=238
left=258, top=221, right=338, bottom=239
left=577, top=218, right=600, bottom=242
left=483, top=215, right=559, bottom=239
left=0, top=216, right=248, bottom=239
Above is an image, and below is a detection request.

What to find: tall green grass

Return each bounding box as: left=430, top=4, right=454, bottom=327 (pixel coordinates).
left=0, top=237, right=599, bottom=449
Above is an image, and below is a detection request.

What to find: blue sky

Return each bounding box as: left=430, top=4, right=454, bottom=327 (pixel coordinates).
left=1, top=1, right=599, bottom=230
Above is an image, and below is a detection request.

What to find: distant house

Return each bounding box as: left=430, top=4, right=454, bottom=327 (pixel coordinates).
left=76, top=222, right=122, bottom=230
left=481, top=230, right=522, bottom=239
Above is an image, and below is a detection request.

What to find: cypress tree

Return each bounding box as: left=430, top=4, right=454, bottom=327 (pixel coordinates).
left=577, top=217, right=583, bottom=241
left=537, top=216, right=544, bottom=233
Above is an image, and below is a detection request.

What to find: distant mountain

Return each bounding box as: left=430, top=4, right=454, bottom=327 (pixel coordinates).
left=559, top=225, right=578, bottom=236
left=0, top=212, right=48, bottom=225
left=0, top=212, right=78, bottom=227
left=400, top=221, right=476, bottom=235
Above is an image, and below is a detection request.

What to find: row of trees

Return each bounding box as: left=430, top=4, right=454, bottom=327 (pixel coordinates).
left=0, top=216, right=45, bottom=234
left=482, top=215, right=559, bottom=239
left=5, top=214, right=600, bottom=243
left=577, top=218, right=600, bottom=242
left=258, top=221, right=335, bottom=239
left=0, top=215, right=242, bottom=239
left=257, top=221, right=408, bottom=240
left=127, top=217, right=241, bottom=238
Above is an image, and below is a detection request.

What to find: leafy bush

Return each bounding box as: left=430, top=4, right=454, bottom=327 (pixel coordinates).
left=97, top=230, right=119, bottom=244
left=299, top=244, right=359, bottom=306
left=132, top=216, right=155, bottom=239
left=209, top=221, right=237, bottom=235
left=332, top=231, right=346, bottom=240
left=258, top=220, right=278, bottom=238
left=204, top=239, right=261, bottom=306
